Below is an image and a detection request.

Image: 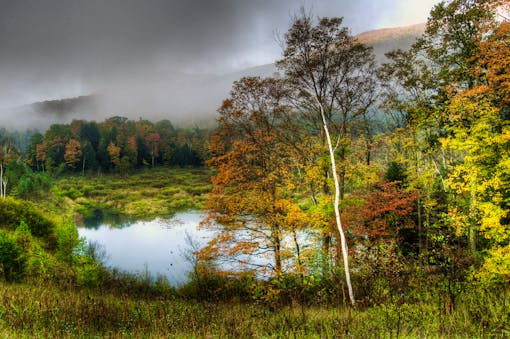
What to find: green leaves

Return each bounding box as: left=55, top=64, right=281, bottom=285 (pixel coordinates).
left=0, top=197, right=54, bottom=239
left=0, top=230, right=26, bottom=282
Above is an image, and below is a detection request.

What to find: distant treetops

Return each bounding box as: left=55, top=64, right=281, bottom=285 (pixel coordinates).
left=25, top=117, right=211, bottom=174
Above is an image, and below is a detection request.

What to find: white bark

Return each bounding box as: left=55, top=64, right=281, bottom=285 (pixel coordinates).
left=2, top=178, right=6, bottom=199
left=0, top=163, right=3, bottom=199
left=319, top=103, right=355, bottom=306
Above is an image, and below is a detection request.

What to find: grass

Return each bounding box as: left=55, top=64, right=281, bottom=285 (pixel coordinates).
left=0, top=282, right=508, bottom=338
left=42, top=167, right=213, bottom=222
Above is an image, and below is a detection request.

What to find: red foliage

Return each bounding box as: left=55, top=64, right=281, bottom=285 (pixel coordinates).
left=343, top=181, right=419, bottom=239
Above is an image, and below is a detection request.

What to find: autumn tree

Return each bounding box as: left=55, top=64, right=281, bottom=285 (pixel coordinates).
left=64, top=138, right=82, bottom=170
left=204, top=76, right=304, bottom=276
left=475, top=20, right=510, bottom=115
left=439, top=20, right=510, bottom=282
left=379, top=0, right=504, bottom=281
left=107, top=141, right=121, bottom=170
left=442, top=88, right=510, bottom=282
left=276, top=12, right=376, bottom=305
left=145, top=132, right=161, bottom=168
left=344, top=180, right=419, bottom=245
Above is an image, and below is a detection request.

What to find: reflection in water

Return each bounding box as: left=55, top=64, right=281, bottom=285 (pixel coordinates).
left=81, top=209, right=135, bottom=229
left=78, top=211, right=215, bottom=286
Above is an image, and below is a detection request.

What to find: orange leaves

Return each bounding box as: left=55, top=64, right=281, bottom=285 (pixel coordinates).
left=35, top=143, right=47, bottom=163
left=477, top=21, right=510, bottom=108
left=344, top=181, right=419, bottom=239
left=107, top=141, right=121, bottom=167
left=64, top=138, right=82, bottom=169
left=126, top=136, right=137, bottom=153
left=204, top=76, right=307, bottom=276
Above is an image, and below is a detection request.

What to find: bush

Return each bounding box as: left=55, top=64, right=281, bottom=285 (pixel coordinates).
left=72, top=239, right=104, bottom=288
left=54, top=221, right=79, bottom=262
left=0, top=230, right=26, bottom=282
left=0, top=197, right=54, bottom=239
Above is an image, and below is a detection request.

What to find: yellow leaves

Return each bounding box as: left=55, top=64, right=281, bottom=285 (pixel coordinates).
left=477, top=244, right=510, bottom=283
left=274, top=199, right=308, bottom=230
left=448, top=206, right=469, bottom=237
left=478, top=202, right=509, bottom=243
left=440, top=65, right=510, bottom=279
left=228, top=241, right=259, bottom=256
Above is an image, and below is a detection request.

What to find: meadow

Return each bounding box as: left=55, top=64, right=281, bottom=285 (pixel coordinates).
left=1, top=281, right=508, bottom=338
left=43, top=167, right=213, bottom=222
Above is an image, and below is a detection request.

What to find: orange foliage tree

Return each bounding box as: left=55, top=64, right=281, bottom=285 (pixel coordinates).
left=107, top=141, right=121, bottom=169
left=64, top=138, right=82, bottom=170
left=203, top=77, right=307, bottom=277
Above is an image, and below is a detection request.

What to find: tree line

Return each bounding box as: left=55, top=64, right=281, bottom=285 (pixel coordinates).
left=0, top=118, right=211, bottom=199
left=23, top=117, right=210, bottom=175
left=200, top=0, right=509, bottom=306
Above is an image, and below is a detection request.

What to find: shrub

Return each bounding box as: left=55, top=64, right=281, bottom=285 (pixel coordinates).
left=72, top=239, right=103, bottom=288
left=0, top=198, right=54, bottom=239
left=54, top=221, right=79, bottom=262
left=0, top=230, right=26, bottom=282
left=5, top=160, right=51, bottom=199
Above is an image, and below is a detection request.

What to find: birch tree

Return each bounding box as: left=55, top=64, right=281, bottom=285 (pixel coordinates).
left=277, top=12, right=376, bottom=306
left=0, top=138, right=19, bottom=199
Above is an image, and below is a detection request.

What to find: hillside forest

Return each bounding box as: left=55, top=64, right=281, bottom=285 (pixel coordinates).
left=0, top=0, right=509, bottom=337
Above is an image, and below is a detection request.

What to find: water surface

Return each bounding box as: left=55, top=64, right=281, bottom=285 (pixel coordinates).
left=78, top=211, right=215, bottom=286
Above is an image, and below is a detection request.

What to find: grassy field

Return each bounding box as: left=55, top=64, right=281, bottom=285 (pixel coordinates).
left=0, top=283, right=508, bottom=338
left=44, top=167, right=213, bottom=222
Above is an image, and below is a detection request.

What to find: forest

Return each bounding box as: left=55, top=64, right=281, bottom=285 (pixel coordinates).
left=0, top=0, right=509, bottom=337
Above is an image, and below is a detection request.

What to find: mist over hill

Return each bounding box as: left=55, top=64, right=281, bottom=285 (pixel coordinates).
left=0, top=24, right=424, bottom=132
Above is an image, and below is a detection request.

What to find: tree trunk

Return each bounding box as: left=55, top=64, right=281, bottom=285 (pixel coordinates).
left=2, top=179, right=6, bottom=199
left=293, top=229, right=302, bottom=269
left=0, top=163, right=3, bottom=199
left=272, top=225, right=282, bottom=276
left=319, top=103, right=355, bottom=306
left=322, top=233, right=331, bottom=277
left=417, top=198, right=423, bottom=268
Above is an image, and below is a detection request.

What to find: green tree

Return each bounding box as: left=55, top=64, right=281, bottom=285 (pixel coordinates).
left=0, top=138, right=20, bottom=199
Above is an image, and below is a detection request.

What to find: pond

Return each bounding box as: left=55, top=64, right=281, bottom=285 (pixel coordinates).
left=77, top=211, right=216, bottom=286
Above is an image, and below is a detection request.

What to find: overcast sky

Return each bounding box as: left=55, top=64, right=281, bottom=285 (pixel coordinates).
left=0, top=0, right=441, bottom=111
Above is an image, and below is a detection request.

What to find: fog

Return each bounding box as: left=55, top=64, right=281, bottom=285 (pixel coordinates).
left=0, top=0, right=440, bottom=130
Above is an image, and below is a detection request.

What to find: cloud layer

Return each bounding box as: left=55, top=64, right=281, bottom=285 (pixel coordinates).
left=0, top=0, right=440, bottom=127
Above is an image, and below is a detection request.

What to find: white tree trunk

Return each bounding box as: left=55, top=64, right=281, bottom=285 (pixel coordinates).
left=2, top=178, right=6, bottom=199
left=0, top=163, right=3, bottom=199
left=319, top=103, right=355, bottom=306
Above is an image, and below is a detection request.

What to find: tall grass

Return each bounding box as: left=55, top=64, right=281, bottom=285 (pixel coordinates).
left=1, top=282, right=508, bottom=338
left=43, top=167, right=213, bottom=221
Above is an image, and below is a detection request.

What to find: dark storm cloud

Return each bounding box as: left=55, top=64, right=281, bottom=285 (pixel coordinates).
left=1, top=0, right=284, bottom=79
left=0, top=0, right=439, bottom=127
